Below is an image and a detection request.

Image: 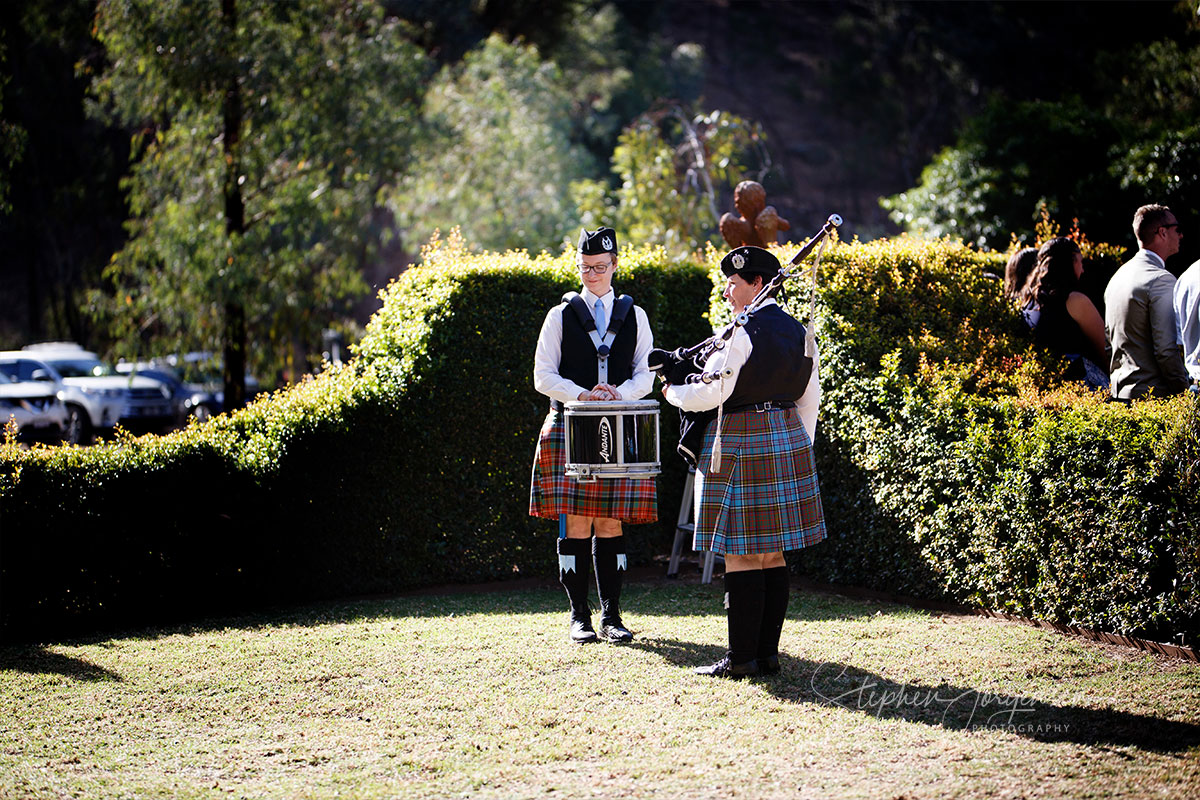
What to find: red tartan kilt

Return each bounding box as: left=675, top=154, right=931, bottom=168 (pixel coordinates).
left=694, top=407, right=825, bottom=555
left=529, top=411, right=658, bottom=523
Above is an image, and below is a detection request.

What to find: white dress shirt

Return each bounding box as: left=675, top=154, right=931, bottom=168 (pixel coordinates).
left=532, top=286, right=655, bottom=404
left=663, top=299, right=821, bottom=439
left=1174, top=258, right=1200, bottom=383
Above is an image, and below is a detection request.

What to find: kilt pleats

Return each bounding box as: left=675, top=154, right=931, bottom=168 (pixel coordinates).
left=693, top=407, right=825, bottom=555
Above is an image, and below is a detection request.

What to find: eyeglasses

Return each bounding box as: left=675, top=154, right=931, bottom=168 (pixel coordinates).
left=579, top=261, right=613, bottom=274
left=1160, top=223, right=1181, bottom=234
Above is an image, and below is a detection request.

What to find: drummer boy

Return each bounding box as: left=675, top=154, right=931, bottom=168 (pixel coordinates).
left=530, top=227, right=658, bottom=643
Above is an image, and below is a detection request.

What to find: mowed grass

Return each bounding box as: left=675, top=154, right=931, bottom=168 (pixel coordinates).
left=2, top=579, right=1199, bottom=800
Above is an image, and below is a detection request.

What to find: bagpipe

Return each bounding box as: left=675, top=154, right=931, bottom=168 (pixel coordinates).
left=649, top=213, right=843, bottom=466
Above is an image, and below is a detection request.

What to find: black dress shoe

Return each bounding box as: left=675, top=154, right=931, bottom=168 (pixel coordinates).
left=569, top=614, right=597, bottom=643
left=758, top=654, right=780, bottom=675
left=694, top=655, right=759, bottom=679
left=598, top=619, right=633, bottom=642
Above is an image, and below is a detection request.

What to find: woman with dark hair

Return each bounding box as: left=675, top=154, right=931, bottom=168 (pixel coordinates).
left=1021, top=237, right=1108, bottom=386
left=1003, top=246, right=1038, bottom=304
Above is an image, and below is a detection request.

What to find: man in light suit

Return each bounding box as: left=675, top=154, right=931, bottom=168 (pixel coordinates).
left=1104, top=204, right=1189, bottom=399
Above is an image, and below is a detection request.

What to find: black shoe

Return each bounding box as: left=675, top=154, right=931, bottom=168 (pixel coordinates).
left=569, top=614, right=597, bottom=644
left=758, top=654, right=780, bottom=675
left=599, top=619, right=633, bottom=642
left=694, top=655, right=759, bottom=679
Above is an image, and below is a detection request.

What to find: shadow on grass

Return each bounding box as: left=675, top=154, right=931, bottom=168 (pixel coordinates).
left=629, top=635, right=1200, bottom=753
left=781, top=656, right=1200, bottom=752
left=0, top=646, right=123, bottom=683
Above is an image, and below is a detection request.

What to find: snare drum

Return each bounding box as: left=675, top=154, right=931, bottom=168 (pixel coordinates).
left=563, top=399, right=660, bottom=481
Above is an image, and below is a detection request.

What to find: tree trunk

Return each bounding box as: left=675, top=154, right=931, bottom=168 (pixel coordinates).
left=221, top=0, right=247, bottom=411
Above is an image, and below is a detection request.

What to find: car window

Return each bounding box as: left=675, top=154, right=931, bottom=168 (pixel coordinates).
left=1, top=359, right=44, bottom=382
left=44, top=358, right=115, bottom=378
left=0, top=362, right=18, bottom=382
left=134, top=369, right=180, bottom=388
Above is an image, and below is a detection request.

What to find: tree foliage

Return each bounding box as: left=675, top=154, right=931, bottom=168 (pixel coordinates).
left=1105, top=38, right=1200, bottom=254
left=89, top=0, right=429, bottom=391
left=0, top=0, right=125, bottom=349
left=880, top=97, right=1126, bottom=249
left=0, top=41, right=24, bottom=215
left=389, top=34, right=592, bottom=253
left=573, top=107, right=773, bottom=254
left=882, top=7, right=1200, bottom=258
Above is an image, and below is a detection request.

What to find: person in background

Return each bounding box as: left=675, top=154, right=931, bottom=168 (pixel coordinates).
left=1004, top=247, right=1039, bottom=306
left=1019, top=237, right=1108, bottom=387
left=1105, top=205, right=1189, bottom=399
left=1172, top=254, right=1200, bottom=388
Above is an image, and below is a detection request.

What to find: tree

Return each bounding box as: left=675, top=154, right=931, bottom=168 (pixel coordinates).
left=573, top=106, right=773, bottom=254
left=0, top=0, right=125, bottom=350
left=90, top=0, right=429, bottom=405
left=389, top=34, right=593, bottom=253
left=1105, top=37, right=1200, bottom=265
left=879, top=3, right=1200, bottom=257
left=880, top=97, right=1127, bottom=249
left=0, top=41, right=24, bottom=215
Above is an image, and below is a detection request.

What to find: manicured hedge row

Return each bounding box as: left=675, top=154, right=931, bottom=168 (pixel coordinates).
left=0, top=237, right=713, bottom=637
left=0, top=364, right=407, bottom=636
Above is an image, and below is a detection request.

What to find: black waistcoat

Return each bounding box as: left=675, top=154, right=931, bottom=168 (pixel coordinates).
left=724, top=304, right=812, bottom=408
left=559, top=295, right=638, bottom=389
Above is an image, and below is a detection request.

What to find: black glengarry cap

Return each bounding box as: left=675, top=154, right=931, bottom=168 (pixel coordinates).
left=578, top=227, right=618, bottom=256
left=720, top=245, right=780, bottom=280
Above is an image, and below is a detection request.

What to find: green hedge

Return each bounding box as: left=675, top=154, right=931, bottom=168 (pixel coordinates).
left=0, top=237, right=712, bottom=637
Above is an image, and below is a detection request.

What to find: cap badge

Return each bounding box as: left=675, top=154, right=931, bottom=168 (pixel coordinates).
left=602, top=235, right=614, bottom=251
left=731, top=253, right=745, bottom=270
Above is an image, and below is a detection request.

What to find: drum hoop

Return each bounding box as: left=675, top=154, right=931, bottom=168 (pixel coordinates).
left=563, top=399, right=659, bottom=413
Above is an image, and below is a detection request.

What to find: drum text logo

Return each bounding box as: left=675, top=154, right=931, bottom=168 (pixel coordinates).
left=598, top=417, right=613, bottom=462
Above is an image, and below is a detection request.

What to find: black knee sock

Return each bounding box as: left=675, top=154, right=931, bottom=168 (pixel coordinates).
left=724, top=569, right=765, bottom=665
left=759, top=565, right=790, bottom=661
left=557, top=537, right=591, bottom=616
left=592, top=535, right=626, bottom=625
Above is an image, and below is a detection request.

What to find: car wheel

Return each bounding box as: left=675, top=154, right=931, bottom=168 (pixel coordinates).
left=63, top=404, right=92, bottom=445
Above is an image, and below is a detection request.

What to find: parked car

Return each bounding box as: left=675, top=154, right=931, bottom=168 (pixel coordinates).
left=115, top=362, right=220, bottom=425
left=0, top=375, right=69, bottom=443
left=0, top=350, right=122, bottom=444
left=18, top=343, right=177, bottom=436
left=164, top=351, right=262, bottom=411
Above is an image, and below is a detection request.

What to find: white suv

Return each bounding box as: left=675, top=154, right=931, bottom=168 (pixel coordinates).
left=1, top=349, right=122, bottom=443
left=1, top=345, right=175, bottom=442
left=0, top=376, right=69, bottom=443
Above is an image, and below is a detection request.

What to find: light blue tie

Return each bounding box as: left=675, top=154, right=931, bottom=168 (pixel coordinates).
left=594, top=297, right=607, bottom=338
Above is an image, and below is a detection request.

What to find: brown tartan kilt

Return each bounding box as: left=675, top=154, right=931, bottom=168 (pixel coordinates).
left=529, top=410, right=658, bottom=523
left=693, top=406, right=825, bottom=555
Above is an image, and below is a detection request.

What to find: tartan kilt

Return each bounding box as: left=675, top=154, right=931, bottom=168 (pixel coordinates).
left=693, top=407, right=825, bottom=555
left=529, top=410, right=658, bottom=523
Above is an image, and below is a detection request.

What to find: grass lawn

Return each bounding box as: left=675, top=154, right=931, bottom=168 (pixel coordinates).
left=2, top=577, right=1198, bottom=799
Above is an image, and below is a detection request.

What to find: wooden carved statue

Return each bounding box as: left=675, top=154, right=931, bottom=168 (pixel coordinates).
left=719, top=180, right=791, bottom=248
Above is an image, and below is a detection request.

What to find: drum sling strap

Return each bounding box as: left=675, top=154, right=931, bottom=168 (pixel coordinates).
left=563, top=292, right=634, bottom=384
